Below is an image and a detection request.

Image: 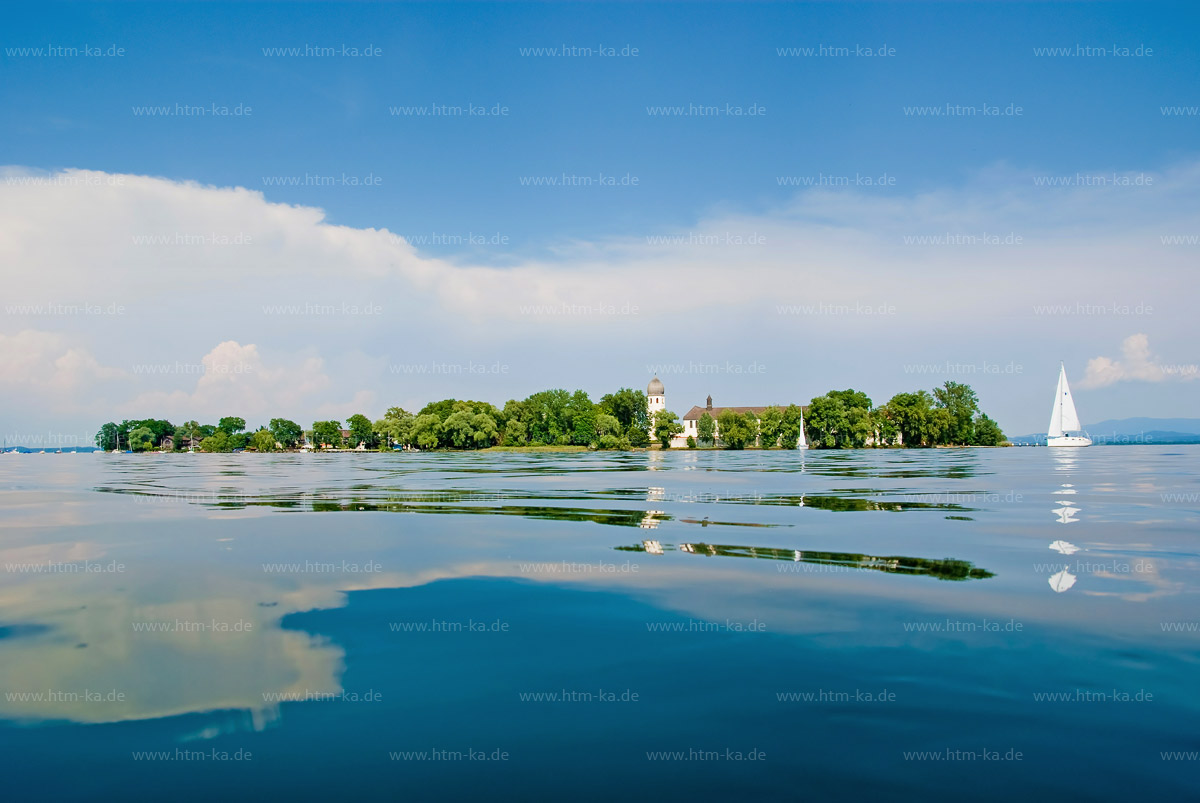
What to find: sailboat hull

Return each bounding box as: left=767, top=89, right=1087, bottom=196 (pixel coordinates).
left=1047, top=435, right=1092, bottom=448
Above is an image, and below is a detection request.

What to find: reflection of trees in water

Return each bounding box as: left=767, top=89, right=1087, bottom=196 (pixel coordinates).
left=617, top=541, right=994, bottom=581
left=97, top=485, right=976, bottom=519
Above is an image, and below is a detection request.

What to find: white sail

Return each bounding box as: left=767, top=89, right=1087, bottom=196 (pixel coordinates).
left=1048, top=366, right=1065, bottom=437
left=1048, top=364, right=1082, bottom=437
left=1058, top=365, right=1081, bottom=432
left=797, top=411, right=807, bottom=449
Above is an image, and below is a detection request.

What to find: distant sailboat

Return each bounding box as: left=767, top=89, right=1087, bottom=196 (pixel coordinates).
left=1047, top=363, right=1091, bottom=447
left=797, top=409, right=808, bottom=449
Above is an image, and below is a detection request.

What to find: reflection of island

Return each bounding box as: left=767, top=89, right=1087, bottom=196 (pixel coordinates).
left=96, top=487, right=980, bottom=517
left=617, top=540, right=994, bottom=580
left=639, top=511, right=667, bottom=529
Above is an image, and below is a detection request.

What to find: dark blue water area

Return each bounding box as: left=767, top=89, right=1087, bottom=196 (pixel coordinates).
left=3, top=576, right=1197, bottom=801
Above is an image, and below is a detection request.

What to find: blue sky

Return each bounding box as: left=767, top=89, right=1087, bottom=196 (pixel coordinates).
left=3, top=2, right=1199, bottom=442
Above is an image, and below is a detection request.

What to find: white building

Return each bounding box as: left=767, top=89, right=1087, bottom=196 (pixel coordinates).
left=646, top=376, right=806, bottom=448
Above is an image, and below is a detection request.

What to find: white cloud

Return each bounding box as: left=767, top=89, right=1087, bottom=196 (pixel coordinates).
left=0, top=329, right=125, bottom=396
left=1081, top=334, right=1198, bottom=388
left=3, top=163, right=1198, bottom=329
left=3, top=163, right=1199, bottom=431
left=120, top=340, right=351, bottom=421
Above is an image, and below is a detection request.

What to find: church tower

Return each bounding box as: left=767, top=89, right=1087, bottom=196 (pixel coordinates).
left=647, top=376, right=665, bottom=435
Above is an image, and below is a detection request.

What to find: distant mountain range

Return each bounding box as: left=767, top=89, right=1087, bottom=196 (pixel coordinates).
left=1010, top=418, right=1200, bottom=445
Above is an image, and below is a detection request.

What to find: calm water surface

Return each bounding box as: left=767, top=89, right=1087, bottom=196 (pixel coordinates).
left=1, top=447, right=1198, bottom=800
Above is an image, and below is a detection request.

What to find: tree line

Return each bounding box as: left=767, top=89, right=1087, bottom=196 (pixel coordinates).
left=94, top=387, right=657, bottom=452
left=681, top=382, right=1004, bottom=449
left=94, top=381, right=1004, bottom=453
left=804, top=382, right=1004, bottom=448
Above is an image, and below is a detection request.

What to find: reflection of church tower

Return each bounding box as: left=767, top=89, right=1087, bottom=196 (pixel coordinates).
left=647, top=376, right=665, bottom=437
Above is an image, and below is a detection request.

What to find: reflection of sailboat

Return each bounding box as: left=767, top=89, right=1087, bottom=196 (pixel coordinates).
left=1048, top=566, right=1077, bottom=593
left=1047, top=363, right=1091, bottom=447
left=1049, top=540, right=1079, bottom=555
left=1053, top=484, right=1076, bottom=495
left=1054, top=501, right=1080, bottom=524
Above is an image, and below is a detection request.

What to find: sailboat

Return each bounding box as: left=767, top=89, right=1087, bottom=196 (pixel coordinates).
left=1047, top=363, right=1091, bottom=447
left=797, top=409, right=808, bottom=449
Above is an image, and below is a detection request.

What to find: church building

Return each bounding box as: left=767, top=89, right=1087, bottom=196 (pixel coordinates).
left=646, top=376, right=806, bottom=448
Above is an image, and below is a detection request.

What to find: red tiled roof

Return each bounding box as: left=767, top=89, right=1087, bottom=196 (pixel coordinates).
left=682, top=404, right=807, bottom=420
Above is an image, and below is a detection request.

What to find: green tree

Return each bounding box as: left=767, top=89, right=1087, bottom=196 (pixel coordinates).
left=127, top=419, right=174, bottom=447
left=599, top=387, right=650, bottom=444
left=627, top=426, right=650, bottom=448
left=522, top=389, right=571, bottom=444
left=218, top=417, right=246, bottom=435
left=502, top=419, right=528, bottom=446
left=373, top=407, right=414, bottom=448
left=653, top=409, right=683, bottom=448
left=971, top=413, right=1006, bottom=446
left=717, top=409, right=756, bottom=449
left=597, top=433, right=632, bottom=450
left=250, top=428, right=277, bottom=452
left=928, top=408, right=953, bottom=445
left=347, top=413, right=374, bottom=448
left=778, top=405, right=805, bottom=449
left=881, top=391, right=935, bottom=447
left=175, top=420, right=203, bottom=450
left=595, top=414, right=621, bottom=439
left=128, top=426, right=155, bottom=452
left=200, top=430, right=232, bottom=452
left=805, top=394, right=848, bottom=449
left=409, top=414, right=441, bottom=449
left=847, top=406, right=876, bottom=448
left=806, top=390, right=873, bottom=448
left=471, top=413, right=500, bottom=448
left=932, top=381, right=979, bottom=445
left=441, top=411, right=477, bottom=448
left=686, top=436, right=697, bottom=449
left=758, top=406, right=784, bottom=448
left=697, top=412, right=715, bottom=446
left=875, top=407, right=898, bottom=447
left=566, top=390, right=596, bottom=445
left=312, top=420, right=343, bottom=449
left=95, top=422, right=119, bottom=451
left=269, top=418, right=303, bottom=448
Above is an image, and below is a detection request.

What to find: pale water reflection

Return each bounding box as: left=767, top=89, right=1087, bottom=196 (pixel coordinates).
left=0, top=447, right=1197, bottom=799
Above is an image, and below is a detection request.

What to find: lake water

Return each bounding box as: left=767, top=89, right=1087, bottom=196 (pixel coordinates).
left=1, top=447, right=1198, bottom=800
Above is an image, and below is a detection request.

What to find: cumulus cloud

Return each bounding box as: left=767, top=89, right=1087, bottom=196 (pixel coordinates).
left=120, top=340, right=349, bottom=421
left=3, top=163, right=1199, bottom=432
left=3, top=163, right=1198, bottom=328
left=1081, top=334, right=1199, bottom=388
left=0, top=329, right=125, bottom=396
